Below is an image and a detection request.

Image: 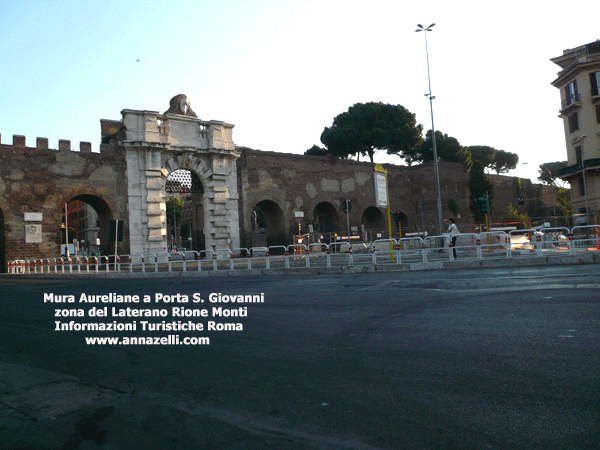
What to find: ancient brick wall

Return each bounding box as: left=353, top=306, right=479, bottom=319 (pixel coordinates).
left=488, top=174, right=555, bottom=221
left=237, top=148, right=472, bottom=247
left=0, top=128, right=557, bottom=268
left=0, top=133, right=128, bottom=268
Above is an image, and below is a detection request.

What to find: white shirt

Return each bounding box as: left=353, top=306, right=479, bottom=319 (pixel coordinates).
left=447, top=223, right=459, bottom=235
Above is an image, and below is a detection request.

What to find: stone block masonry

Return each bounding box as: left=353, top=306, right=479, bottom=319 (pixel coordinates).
left=0, top=134, right=129, bottom=266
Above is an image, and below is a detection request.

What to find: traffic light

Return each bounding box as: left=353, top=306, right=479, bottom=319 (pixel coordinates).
left=474, top=197, right=489, bottom=214
left=342, top=199, right=352, bottom=213
left=518, top=196, right=525, bottom=206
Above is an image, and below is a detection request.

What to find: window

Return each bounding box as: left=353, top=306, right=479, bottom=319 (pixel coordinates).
left=596, top=104, right=600, bottom=124
left=565, top=80, right=578, bottom=105
left=579, top=177, right=586, bottom=197
left=590, top=72, right=600, bottom=96
left=568, top=112, right=579, bottom=132
left=575, top=145, right=583, bottom=167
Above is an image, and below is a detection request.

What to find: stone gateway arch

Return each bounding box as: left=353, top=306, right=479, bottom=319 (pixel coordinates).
left=0, top=95, right=241, bottom=268
left=119, top=95, right=240, bottom=255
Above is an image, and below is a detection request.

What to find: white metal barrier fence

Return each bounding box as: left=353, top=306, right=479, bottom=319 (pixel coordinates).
left=8, top=226, right=600, bottom=275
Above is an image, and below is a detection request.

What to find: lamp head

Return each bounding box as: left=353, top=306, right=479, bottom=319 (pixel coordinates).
left=416, top=23, right=435, bottom=31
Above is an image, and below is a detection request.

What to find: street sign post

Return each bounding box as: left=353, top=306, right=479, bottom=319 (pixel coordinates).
left=374, top=165, right=394, bottom=261
left=342, top=199, right=352, bottom=242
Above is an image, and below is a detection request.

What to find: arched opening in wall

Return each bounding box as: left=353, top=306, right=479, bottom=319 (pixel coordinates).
left=165, top=169, right=205, bottom=251
left=0, top=208, right=5, bottom=273
left=313, top=202, right=339, bottom=234
left=61, top=195, right=112, bottom=257
left=361, top=207, right=386, bottom=241
left=252, top=200, right=286, bottom=247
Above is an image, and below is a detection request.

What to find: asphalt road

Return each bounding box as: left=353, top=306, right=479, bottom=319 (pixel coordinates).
left=0, top=265, right=599, bottom=449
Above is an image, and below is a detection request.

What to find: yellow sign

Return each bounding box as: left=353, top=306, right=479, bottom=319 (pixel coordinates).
left=374, top=164, right=394, bottom=261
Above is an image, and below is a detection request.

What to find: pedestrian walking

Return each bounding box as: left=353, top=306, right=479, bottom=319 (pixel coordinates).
left=446, top=218, right=460, bottom=258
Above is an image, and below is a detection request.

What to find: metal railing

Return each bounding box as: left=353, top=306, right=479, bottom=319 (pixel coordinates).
left=8, top=225, right=600, bottom=275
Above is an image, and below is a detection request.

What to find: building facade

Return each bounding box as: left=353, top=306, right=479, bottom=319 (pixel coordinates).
left=553, top=40, right=600, bottom=224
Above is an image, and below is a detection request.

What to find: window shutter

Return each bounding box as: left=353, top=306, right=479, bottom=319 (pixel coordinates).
left=569, top=113, right=579, bottom=132
left=575, top=145, right=583, bottom=167
left=591, top=72, right=600, bottom=96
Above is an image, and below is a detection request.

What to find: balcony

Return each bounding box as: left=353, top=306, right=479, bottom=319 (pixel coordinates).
left=559, top=93, right=581, bottom=114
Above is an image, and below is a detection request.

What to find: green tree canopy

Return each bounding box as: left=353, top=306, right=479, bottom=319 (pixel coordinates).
left=490, top=150, right=519, bottom=174
left=501, top=204, right=529, bottom=229
left=468, top=146, right=497, bottom=170
left=320, top=102, right=423, bottom=163
left=412, top=130, right=472, bottom=169
left=538, top=161, right=568, bottom=187
left=468, top=146, right=519, bottom=174
left=304, top=145, right=329, bottom=156
left=469, top=160, right=494, bottom=221
left=166, top=197, right=184, bottom=234
left=556, top=187, right=571, bottom=217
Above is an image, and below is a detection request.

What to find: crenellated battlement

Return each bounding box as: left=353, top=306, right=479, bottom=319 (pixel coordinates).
left=0, top=133, right=97, bottom=153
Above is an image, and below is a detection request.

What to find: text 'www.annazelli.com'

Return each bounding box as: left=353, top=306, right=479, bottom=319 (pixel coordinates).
left=84, top=335, right=209, bottom=345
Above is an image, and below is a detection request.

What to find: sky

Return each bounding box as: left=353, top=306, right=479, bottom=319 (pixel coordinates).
left=1, top=0, right=598, bottom=182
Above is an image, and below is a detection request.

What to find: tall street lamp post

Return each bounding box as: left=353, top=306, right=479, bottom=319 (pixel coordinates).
left=416, top=23, right=443, bottom=235
left=580, top=135, right=590, bottom=223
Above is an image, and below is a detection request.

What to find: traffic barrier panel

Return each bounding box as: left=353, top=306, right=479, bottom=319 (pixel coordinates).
left=267, top=245, right=287, bottom=270
left=448, top=233, right=478, bottom=260
left=478, top=231, right=509, bottom=259
left=329, top=242, right=354, bottom=266
left=371, top=239, right=398, bottom=265
left=423, top=235, right=451, bottom=262
left=508, top=229, right=539, bottom=257
left=307, top=243, right=329, bottom=268
left=539, top=227, right=570, bottom=255
left=287, top=244, right=307, bottom=268
left=215, top=249, right=233, bottom=271
left=248, top=247, right=269, bottom=270
left=198, top=250, right=215, bottom=271
left=398, top=237, right=425, bottom=263
left=231, top=248, right=251, bottom=270
left=10, top=225, right=600, bottom=276
left=571, top=225, right=600, bottom=253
